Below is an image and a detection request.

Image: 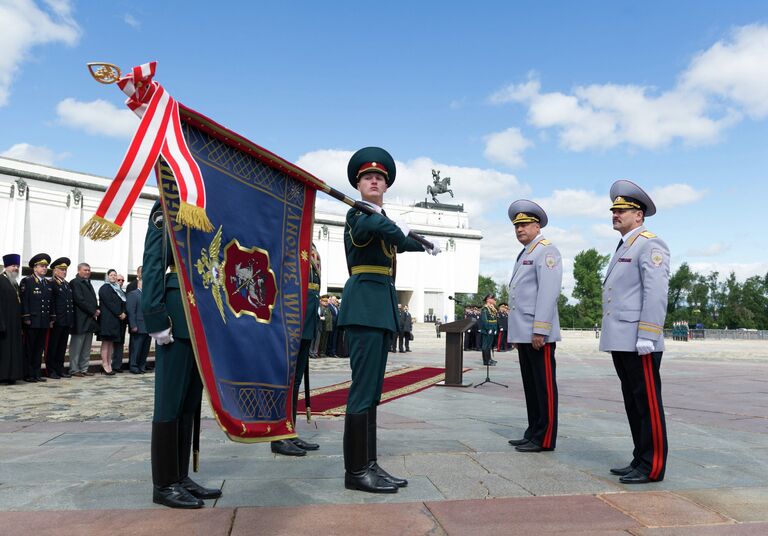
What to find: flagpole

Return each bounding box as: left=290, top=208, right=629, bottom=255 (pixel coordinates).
left=313, top=182, right=436, bottom=251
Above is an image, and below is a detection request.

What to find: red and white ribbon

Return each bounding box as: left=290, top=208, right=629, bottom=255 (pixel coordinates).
left=81, top=62, right=212, bottom=240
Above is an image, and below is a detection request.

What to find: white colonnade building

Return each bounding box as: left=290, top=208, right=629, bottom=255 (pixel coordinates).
left=1, top=156, right=481, bottom=323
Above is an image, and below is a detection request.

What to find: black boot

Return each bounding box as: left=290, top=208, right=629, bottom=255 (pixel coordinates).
left=289, top=365, right=319, bottom=452
left=482, top=348, right=490, bottom=365
left=367, top=406, right=407, bottom=487
left=343, top=412, right=397, bottom=493
left=151, top=421, right=203, bottom=509
left=178, top=414, right=222, bottom=500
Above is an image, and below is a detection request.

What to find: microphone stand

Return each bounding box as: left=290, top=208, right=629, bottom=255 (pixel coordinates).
left=474, top=338, right=508, bottom=389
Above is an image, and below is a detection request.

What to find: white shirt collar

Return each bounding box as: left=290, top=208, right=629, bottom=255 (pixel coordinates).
left=358, top=200, right=382, bottom=214
left=621, top=227, right=643, bottom=242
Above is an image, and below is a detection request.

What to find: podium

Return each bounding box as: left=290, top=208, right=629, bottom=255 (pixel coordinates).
left=436, top=318, right=475, bottom=387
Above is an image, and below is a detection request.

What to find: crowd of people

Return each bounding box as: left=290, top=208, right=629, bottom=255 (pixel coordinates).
left=0, top=254, right=152, bottom=385
left=309, top=298, right=418, bottom=359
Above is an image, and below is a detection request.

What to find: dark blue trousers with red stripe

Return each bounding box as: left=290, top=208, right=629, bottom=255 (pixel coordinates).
left=516, top=342, right=558, bottom=449
left=611, top=351, right=668, bottom=481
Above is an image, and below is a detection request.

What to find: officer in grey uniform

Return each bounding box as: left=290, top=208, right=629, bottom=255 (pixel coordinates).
left=600, top=180, right=670, bottom=484
left=506, top=200, right=562, bottom=452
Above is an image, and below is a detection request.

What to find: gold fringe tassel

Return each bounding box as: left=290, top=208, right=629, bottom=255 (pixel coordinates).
left=176, top=202, right=214, bottom=233
left=79, top=215, right=123, bottom=241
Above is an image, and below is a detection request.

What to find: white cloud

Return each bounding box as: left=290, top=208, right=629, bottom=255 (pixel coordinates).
left=483, top=127, right=532, bottom=167
left=123, top=13, right=140, bottom=29
left=682, top=24, right=768, bottom=119
left=0, top=0, right=80, bottom=106
left=295, top=149, right=531, bottom=220
left=1, top=142, right=60, bottom=165
left=533, top=189, right=606, bottom=218
left=56, top=98, right=138, bottom=138
left=686, top=243, right=730, bottom=257
left=488, top=24, right=768, bottom=152
left=689, top=261, right=768, bottom=280
left=651, top=183, right=707, bottom=209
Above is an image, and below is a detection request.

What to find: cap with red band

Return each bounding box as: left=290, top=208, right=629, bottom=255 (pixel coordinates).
left=347, top=147, right=396, bottom=187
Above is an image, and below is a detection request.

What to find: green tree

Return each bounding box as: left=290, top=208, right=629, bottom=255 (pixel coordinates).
left=667, top=263, right=696, bottom=319
left=572, top=249, right=609, bottom=328
left=557, top=293, right=577, bottom=329
left=453, top=275, right=501, bottom=317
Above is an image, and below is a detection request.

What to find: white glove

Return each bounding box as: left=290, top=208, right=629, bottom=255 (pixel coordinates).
left=150, top=327, right=174, bottom=345
left=395, top=219, right=411, bottom=237
left=426, top=243, right=441, bottom=256
left=636, top=337, right=655, bottom=355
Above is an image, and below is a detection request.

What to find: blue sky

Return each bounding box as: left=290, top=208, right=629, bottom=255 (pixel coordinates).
left=2, top=0, right=767, bottom=295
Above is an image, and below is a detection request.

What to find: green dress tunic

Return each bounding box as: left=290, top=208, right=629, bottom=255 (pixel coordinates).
left=336, top=207, right=423, bottom=413
left=141, top=200, right=202, bottom=422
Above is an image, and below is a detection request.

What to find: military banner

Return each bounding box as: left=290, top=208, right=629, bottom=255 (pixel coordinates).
left=156, top=105, right=321, bottom=442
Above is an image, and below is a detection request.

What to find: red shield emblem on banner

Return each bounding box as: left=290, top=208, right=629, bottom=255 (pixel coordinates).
left=223, top=239, right=278, bottom=323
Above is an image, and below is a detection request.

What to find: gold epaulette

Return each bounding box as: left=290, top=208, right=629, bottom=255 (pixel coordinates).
left=540, top=239, right=551, bottom=245
left=640, top=231, right=657, bottom=239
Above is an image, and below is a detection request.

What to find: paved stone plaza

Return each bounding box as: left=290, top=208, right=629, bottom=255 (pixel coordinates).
left=1, top=327, right=767, bottom=535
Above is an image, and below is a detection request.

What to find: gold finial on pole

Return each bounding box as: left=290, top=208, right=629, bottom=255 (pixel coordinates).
left=86, top=62, right=121, bottom=84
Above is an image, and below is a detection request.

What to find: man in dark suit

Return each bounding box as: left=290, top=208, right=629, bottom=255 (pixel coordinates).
left=126, top=265, right=142, bottom=293
left=398, top=305, right=413, bottom=352
left=47, top=257, right=74, bottom=379
left=337, top=147, right=439, bottom=493
left=126, top=279, right=150, bottom=374
left=325, top=295, right=339, bottom=357
left=20, top=253, right=53, bottom=382
left=69, top=263, right=99, bottom=377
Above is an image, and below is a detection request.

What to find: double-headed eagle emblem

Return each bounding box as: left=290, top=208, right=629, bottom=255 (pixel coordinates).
left=195, top=225, right=227, bottom=323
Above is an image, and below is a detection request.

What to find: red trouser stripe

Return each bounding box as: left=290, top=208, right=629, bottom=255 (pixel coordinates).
left=642, top=354, right=663, bottom=480
left=496, top=331, right=502, bottom=351
left=542, top=343, right=554, bottom=448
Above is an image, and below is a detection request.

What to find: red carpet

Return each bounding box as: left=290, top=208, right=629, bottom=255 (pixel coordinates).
left=297, top=366, right=449, bottom=416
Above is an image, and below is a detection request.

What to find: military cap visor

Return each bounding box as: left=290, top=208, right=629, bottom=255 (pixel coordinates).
left=51, top=257, right=71, bottom=269
left=347, top=147, right=396, bottom=187
left=483, top=294, right=496, bottom=301
left=609, top=179, right=656, bottom=217
left=28, top=253, right=51, bottom=268
left=2, top=253, right=21, bottom=267
left=508, top=199, right=548, bottom=228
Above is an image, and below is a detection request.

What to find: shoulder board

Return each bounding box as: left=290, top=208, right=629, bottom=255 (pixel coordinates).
left=540, top=239, right=551, bottom=245
left=640, top=231, right=657, bottom=239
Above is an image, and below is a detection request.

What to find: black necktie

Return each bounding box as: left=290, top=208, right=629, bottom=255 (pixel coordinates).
left=615, top=239, right=624, bottom=251
left=516, top=248, right=525, bottom=262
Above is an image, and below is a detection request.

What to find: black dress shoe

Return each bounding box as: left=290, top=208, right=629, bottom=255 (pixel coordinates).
left=344, top=467, right=398, bottom=493
left=508, top=438, right=529, bottom=446
left=49, top=373, right=61, bottom=380
left=36, top=377, right=47, bottom=382
left=370, top=461, right=408, bottom=487
left=292, top=437, right=319, bottom=451
left=24, top=377, right=38, bottom=382
left=270, top=439, right=306, bottom=456
left=515, top=441, right=553, bottom=452
left=179, top=476, right=222, bottom=500
left=610, top=464, right=634, bottom=476
left=153, top=483, right=204, bottom=508
left=61, top=373, right=71, bottom=378
left=489, top=359, right=498, bottom=366
left=619, top=469, right=653, bottom=484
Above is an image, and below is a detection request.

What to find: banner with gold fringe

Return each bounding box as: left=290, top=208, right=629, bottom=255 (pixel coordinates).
left=156, top=105, right=323, bottom=442
left=80, top=62, right=213, bottom=240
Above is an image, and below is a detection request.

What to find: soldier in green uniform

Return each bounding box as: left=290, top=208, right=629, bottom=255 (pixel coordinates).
left=142, top=200, right=222, bottom=509
left=270, top=243, right=322, bottom=456
left=479, top=294, right=498, bottom=366
left=337, top=147, right=440, bottom=493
